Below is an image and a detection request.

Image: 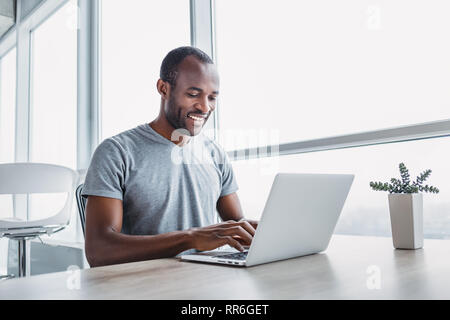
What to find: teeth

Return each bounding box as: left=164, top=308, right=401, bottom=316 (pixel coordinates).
left=188, top=115, right=204, bottom=121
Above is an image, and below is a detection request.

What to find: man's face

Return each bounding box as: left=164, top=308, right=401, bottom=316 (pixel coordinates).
left=163, top=56, right=219, bottom=137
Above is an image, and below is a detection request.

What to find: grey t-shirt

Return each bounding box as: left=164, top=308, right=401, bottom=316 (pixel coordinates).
left=81, top=123, right=238, bottom=237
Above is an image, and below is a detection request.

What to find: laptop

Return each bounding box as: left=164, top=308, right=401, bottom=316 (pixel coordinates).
left=181, top=172, right=354, bottom=267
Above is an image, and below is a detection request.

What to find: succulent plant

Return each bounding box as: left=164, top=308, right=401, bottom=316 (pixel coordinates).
left=370, top=163, right=439, bottom=194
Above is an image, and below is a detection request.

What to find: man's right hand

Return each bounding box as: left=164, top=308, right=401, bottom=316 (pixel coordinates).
left=188, top=220, right=256, bottom=252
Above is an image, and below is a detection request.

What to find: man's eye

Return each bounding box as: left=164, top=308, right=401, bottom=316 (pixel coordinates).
left=187, top=93, right=198, bottom=97
left=209, top=96, right=217, bottom=101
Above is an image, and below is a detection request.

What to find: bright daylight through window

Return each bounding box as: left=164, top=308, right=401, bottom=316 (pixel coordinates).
left=29, top=0, right=78, bottom=240
left=215, top=0, right=450, bottom=239
left=101, top=0, right=191, bottom=140
left=0, top=47, right=16, bottom=274
left=215, top=0, right=450, bottom=148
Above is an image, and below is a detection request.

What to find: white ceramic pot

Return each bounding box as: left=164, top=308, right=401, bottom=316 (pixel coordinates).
left=388, top=193, right=423, bottom=249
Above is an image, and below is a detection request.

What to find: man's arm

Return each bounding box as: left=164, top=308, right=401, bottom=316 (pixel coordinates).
left=84, top=195, right=256, bottom=267
left=216, top=192, right=244, bottom=221
left=216, top=192, right=258, bottom=232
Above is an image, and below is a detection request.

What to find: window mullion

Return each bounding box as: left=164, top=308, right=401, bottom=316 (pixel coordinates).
left=14, top=0, right=30, bottom=220
left=77, top=0, right=100, bottom=172
left=190, top=0, right=217, bottom=141
left=228, top=119, right=450, bottom=161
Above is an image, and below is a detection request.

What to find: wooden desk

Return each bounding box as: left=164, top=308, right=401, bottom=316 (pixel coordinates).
left=1, top=235, right=450, bottom=299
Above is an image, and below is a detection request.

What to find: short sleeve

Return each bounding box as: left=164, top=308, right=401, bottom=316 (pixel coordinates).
left=81, top=138, right=127, bottom=200
left=219, top=152, right=239, bottom=198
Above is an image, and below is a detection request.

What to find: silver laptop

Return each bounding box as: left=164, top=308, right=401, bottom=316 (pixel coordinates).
left=181, top=172, right=354, bottom=267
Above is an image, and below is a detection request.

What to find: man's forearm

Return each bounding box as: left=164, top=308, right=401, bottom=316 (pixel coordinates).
left=85, top=229, right=193, bottom=267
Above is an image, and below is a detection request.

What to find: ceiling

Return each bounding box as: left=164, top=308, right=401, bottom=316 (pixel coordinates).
left=0, top=0, right=15, bottom=39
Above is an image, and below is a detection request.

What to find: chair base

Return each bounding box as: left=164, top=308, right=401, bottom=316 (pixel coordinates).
left=2, top=226, right=68, bottom=278
left=3, top=237, right=35, bottom=277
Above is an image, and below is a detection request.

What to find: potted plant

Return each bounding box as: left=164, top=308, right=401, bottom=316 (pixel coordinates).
left=370, top=163, right=439, bottom=249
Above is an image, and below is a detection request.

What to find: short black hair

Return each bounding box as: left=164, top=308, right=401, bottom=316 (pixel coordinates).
left=160, top=46, right=214, bottom=87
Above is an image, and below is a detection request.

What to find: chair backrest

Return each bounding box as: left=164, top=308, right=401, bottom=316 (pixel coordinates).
left=0, top=163, right=77, bottom=194
left=75, top=184, right=87, bottom=238
left=0, top=163, right=78, bottom=231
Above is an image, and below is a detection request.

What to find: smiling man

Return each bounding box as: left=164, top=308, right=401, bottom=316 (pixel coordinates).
left=82, top=46, right=257, bottom=267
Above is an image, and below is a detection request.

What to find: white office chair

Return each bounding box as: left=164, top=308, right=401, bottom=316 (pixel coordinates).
left=0, top=163, right=78, bottom=279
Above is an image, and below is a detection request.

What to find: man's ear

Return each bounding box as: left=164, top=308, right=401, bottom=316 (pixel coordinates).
left=157, top=79, right=170, bottom=100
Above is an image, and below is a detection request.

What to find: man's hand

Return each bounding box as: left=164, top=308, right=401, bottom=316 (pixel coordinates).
left=188, top=220, right=257, bottom=252
left=240, top=218, right=258, bottom=231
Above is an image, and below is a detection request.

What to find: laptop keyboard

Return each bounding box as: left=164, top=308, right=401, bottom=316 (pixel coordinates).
left=215, top=251, right=248, bottom=261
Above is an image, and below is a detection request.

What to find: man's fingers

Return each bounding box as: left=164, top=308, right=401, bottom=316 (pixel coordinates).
left=232, top=236, right=252, bottom=246
left=246, top=219, right=259, bottom=230
left=239, top=220, right=256, bottom=236
left=190, top=220, right=259, bottom=252
left=220, top=235, right=244, bottom=252
left=216, top=220, right=256, bottom=237
left=220, top=226, right=253, bottom=245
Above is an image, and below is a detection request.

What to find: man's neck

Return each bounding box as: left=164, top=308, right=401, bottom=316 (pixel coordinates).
left=149, top=118, right=192, bottom=147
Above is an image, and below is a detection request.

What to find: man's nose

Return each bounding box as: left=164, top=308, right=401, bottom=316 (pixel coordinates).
left=195, top=96, right=211, bottom=114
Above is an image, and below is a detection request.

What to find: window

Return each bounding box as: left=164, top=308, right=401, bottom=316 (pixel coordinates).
left=231, top=136, right=450, bottom=239
left=215, top=0, right=450, bottom=148
left=30, top=0, right=77, bottom=169
left=0, top=46, right=16, bottom=234
left=0, top=47, right=16, bottom=275
left=28, top=0, right=78, bottom=240
left=101, top=0, right=191, bottom=140
left=215, top=0, right=450, bottom=239
left=0, top=47, right=16, bottom=166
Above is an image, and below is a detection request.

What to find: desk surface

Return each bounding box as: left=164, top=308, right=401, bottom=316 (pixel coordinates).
left=1, top=235, right=450, bottom=299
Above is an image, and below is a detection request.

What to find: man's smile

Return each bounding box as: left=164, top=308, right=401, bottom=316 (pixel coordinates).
left=187, top=113, right=208, bottom=124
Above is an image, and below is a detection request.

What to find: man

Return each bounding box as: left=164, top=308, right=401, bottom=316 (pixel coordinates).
left=82, top=46, right=257, bottom=267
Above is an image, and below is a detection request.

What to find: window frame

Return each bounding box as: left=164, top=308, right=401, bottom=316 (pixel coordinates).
left=227, top=118, right=450, bottom=161
left=0, top=43, right=17, bottom=164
